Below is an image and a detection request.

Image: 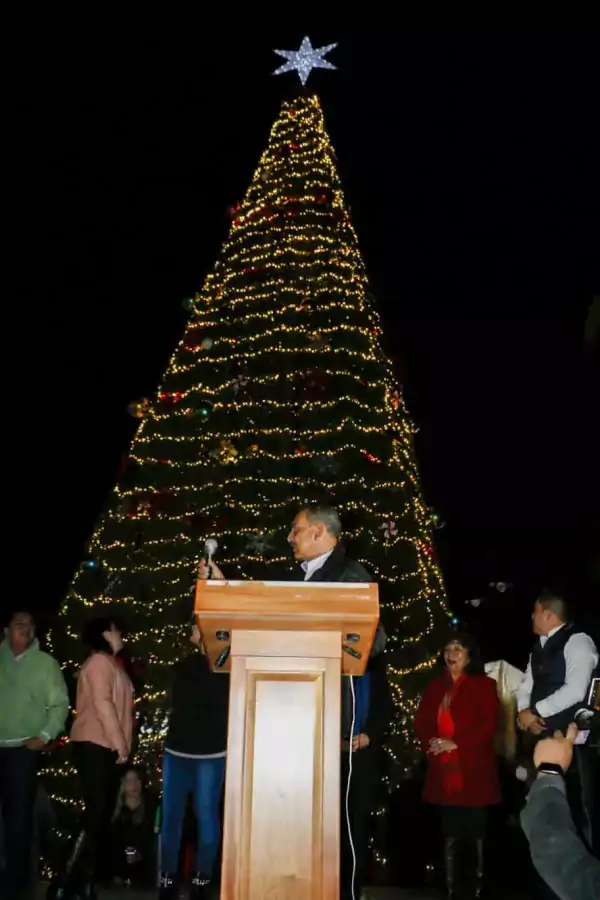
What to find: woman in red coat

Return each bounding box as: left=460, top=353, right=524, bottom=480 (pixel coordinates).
left=414, top=633, right=501, bottom=899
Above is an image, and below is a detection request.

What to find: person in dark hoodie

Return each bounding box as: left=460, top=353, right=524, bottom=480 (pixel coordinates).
left=199, top=504, right=391, bottom=900
left=159, top=621, right=229, bottom=900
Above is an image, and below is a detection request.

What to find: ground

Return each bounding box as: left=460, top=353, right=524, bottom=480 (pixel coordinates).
left=34, top=884, right=533, bottom=899
left=32, top=889, right=437, bottom=898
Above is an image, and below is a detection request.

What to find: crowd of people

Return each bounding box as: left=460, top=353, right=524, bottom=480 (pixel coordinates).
left=0, top=504, right=598, bottom=900
left=414, top=601, right=599, bottom=900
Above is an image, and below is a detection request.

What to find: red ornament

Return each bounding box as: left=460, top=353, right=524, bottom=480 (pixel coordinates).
left=361, top=449, right=380, bottom=464
left=184, top=334, right=209, bottom=350
left=158, top=392, right=183, bottom=408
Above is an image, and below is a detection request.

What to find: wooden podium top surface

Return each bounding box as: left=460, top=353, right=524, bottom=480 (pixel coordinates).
left=196, top=578, right=377, bottom=615
left=195, top=579, right=379, bottom=674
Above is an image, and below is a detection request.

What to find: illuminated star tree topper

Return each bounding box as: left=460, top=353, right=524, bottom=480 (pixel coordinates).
left=273, top=36, right=338, bottom=86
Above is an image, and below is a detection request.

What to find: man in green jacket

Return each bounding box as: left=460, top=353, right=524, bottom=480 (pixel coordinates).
left=0, top=610, right=69, bottom=898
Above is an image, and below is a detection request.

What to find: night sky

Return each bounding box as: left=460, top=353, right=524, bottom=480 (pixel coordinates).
left=14, top=31, right=598, bottom=664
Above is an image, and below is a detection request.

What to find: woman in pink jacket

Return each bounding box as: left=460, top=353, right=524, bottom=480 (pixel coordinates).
left=48, top=616, right=133, bottom=899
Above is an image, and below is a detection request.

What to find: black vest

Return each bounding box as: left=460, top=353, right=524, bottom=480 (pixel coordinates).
left=530, top=623, right=595, bottom=732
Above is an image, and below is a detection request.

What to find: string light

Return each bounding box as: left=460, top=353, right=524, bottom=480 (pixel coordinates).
left=44, top=94, right=451, bottom=867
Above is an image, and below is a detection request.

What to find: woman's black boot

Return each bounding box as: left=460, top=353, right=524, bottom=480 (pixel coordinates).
left=46, top=831, right=87, bottom=900
left=443, top=837, right=461, bottom=899
left=71, top=872, right=96, bottom=900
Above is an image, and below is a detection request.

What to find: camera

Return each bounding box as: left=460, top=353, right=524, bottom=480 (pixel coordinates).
left=573, top=678, right=600, bottom=746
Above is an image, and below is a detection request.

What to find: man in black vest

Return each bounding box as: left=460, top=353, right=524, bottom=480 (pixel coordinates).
left=516, top=588, right=598, bottom=851
left=199, top=504, right=391, bottom=900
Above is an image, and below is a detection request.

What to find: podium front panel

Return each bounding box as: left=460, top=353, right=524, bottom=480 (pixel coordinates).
left=196, top=580, right=379, bottom=898
left=221, top=643, right=341, bottom=900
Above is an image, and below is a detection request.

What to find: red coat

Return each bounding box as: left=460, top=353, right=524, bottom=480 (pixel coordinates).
left=414, top=672, right=502, bottom=807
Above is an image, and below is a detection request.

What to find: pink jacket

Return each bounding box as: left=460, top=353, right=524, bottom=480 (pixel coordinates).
left=70, top=652, right=133, bottom=757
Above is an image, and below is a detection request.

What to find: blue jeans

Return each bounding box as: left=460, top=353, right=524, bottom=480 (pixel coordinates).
left=160, top=752, right=225, bottom=878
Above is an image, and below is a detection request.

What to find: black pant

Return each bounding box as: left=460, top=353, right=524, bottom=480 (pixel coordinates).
left=340, top=747, right=379, bottom=900
left=567, top=745, right=596, bottom=850
left=0, top=746, right=40, bottom=892
left=72, top=741, right=120, bottom=877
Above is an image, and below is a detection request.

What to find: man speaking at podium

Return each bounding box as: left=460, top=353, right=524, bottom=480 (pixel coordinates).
left=198, top=504, right=391, bottom=900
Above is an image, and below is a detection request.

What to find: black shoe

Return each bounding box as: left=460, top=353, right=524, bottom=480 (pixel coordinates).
left=46, top=831, right=88, bottom=900
left=473, top=838, right=485, bottom=899
left=158, top=872, right=179, bottom=900
left=189, top=873, right=211, bottom=900
left=46, top=887, right=68, bottom=900
left=77, top=873, right=97, bottom=900
left=47, top=872, right=96, bottom=900
left=46, top=883, right=69, bottom=900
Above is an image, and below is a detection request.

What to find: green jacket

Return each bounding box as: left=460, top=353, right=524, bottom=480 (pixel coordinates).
left=0, top=637, right=69, bottom=746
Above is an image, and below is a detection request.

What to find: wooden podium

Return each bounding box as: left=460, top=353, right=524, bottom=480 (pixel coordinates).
left=195, top=579, right=379, bottom=900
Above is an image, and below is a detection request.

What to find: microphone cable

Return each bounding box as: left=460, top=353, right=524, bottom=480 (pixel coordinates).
left=345, top=674, right=357, bottom=900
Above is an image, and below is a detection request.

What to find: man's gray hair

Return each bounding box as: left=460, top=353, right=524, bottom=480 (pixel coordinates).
left=301, top=504, right=342, bottom=539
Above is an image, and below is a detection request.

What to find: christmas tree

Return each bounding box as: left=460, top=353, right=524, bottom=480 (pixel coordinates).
left=45, top=88, right=450, bottom=859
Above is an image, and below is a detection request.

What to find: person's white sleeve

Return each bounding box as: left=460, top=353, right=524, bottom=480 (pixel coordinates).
left=536, top=634, right=599, bottom=720
left=516, top=656, right=534, bottom=712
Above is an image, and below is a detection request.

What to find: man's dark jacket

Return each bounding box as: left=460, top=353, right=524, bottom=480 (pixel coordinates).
left=304, top=542, right=392, bottom=747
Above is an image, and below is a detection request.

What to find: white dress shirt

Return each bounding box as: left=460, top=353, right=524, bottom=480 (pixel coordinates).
left=301, top=549, right=334, bottom=581
left=516, top=624, right=599, bottom=719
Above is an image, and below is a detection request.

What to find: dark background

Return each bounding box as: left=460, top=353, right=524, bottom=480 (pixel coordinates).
left=11, top=31, right=599, bottom=668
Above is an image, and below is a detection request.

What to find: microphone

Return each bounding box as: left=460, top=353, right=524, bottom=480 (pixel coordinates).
left=204, top=538, right=218, bottom=563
